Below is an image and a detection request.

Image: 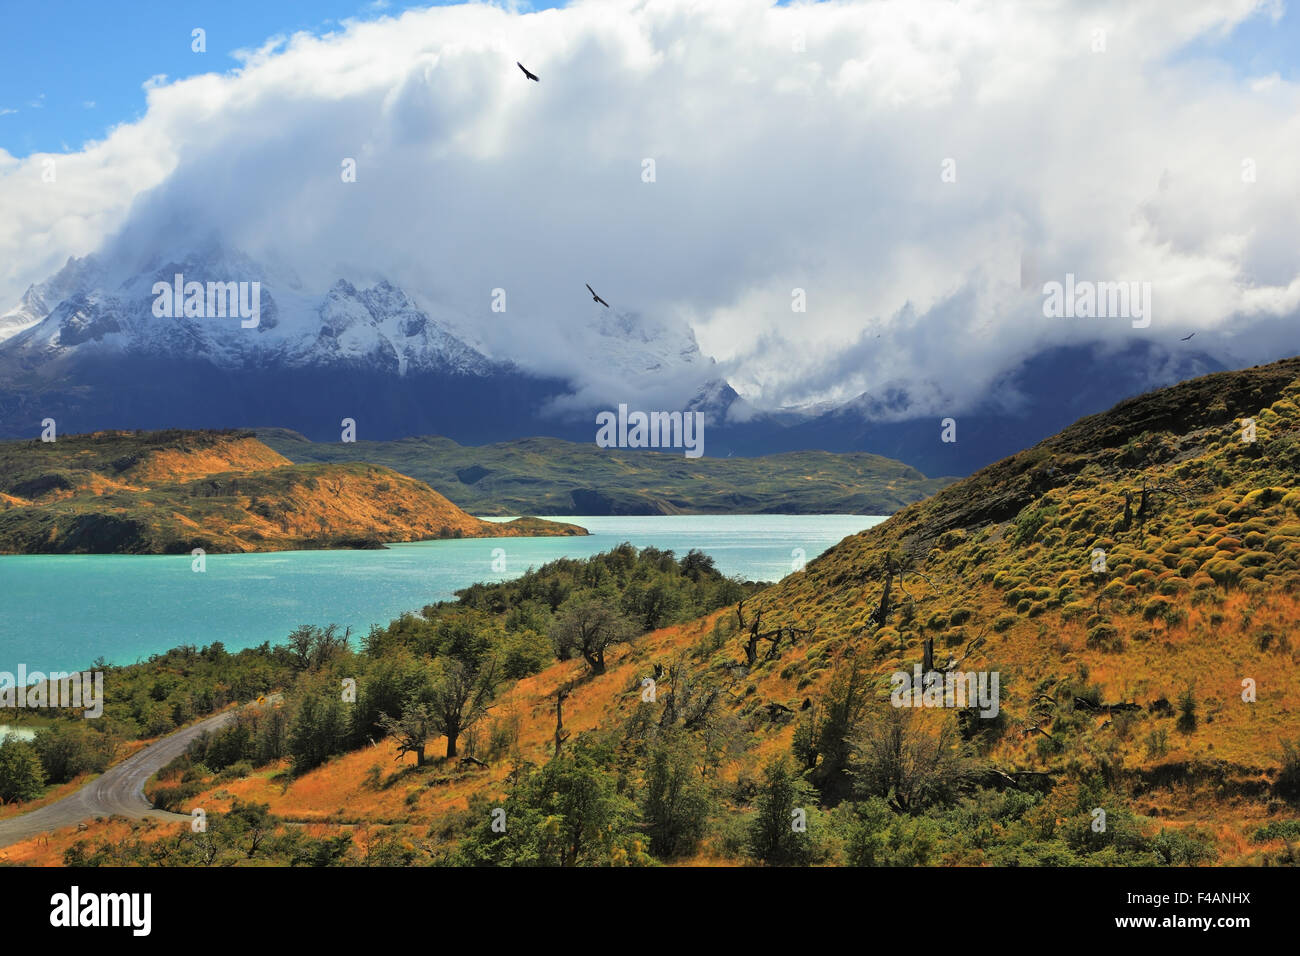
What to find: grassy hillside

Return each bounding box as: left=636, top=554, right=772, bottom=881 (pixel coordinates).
left=755, top=357, right=1300, bottom=776
left=0, top=429, right=585, bottom=553
left=256, top=429, right=953, bottom=516
left=11, top=359, right=1300, bottom=867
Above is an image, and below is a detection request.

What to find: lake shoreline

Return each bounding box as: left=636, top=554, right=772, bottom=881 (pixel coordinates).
left=2, top=514, right=886, bottom=673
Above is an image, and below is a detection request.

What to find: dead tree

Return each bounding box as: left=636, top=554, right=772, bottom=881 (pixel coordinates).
left=983, top=767, right=1055, bottom=791
left=735, top=600, right=812, bottom=665
left=870, top=562, right=894, bottom=628
left=869, top=552, right=937, bottom=630
left=766, top=624, right=811, bottom=661
left=1024, top=719, right=1053, bottom=740
left=763, top=701, right=794, bottom=723
left=658, top=657, right=726, bottom=732
left=736, top=601, right=765, bottom=665
left=941, top=627, right=988, bottom=672
left=1019, top=689, right=1058, bottom=740
left=1122, top=478, right=1207, bottom=531
left=763, top=623, right=813, bottom=661
left=377, top=701, right=434, bottom=767
left=1137, top=481, right=1155, bottom=528
left=554, top=684, right=572, bottom=756
left=744, top=610, right=763, bottom=666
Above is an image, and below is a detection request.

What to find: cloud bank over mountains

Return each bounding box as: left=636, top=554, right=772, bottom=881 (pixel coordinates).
left=2, top=0, right=1298, bottom=417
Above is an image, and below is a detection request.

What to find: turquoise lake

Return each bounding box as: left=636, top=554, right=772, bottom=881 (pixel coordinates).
left=0, top=514, right=884, bottom=671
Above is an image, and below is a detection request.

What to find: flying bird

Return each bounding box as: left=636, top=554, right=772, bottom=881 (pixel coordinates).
left=517, top=62, right=539, bottom=82
left=586, top=283, right=610, bottom=308
left=1180, top=332, right=1196, bottom=341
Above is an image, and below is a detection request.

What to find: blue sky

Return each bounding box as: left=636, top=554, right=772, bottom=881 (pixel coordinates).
left=0, top=0, right=565, bottom=157
left=1171, top=2, right=1300, bottom=77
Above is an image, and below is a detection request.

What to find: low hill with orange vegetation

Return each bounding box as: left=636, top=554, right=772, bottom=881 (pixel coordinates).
left=0, top=429, right=585, bottom=553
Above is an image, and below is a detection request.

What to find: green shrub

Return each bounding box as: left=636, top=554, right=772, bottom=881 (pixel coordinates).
left=1276, top=739, right=1300, bottom=804
left=1061, top=601, right=1091, bottom=621
left=1151, top=826, right=1217, bottom=865
left=1144, top=728, right=1168, bottom=758
left=0, top=736, right=46, bottom=803
left=1252, top=819, right=1300, bottom=842
left=1141, top=596, right=1174, bottom=621
left=1176, top=688, right=1197, bottom=734
left=747, top=757, right=816, bottom=865
left=1012, top=503, right=1059, bottom=547
left=1086, top=624, right=1122, bottom=652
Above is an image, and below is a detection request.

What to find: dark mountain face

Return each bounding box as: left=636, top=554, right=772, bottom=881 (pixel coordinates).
left=705, top=342, right=1227, bottom=476
left=0, top=338, right=1230, bottom=474
left=0, top=353, right=575, bottom=444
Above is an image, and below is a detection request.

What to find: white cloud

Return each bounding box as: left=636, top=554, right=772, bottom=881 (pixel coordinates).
left=1, top=0, right=1298, bottom=415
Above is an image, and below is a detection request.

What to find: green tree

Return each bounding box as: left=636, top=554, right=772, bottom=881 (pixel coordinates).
left=1176, top=686, right=1197, bottom=734
left=430, top=656, right=499, bottom=758
left=377, top=699, right=435, bottom=767
left=549, top=594, right=635, bottom=674
left=1276, top=738, right=1300, bottom=803
left=457, top=742, right=631, bottom=866
left=498, top=628, right=550, bottom=680
left=641, top=735, right=711, bottom=858
left=0, top=735, right=46, bottom=803
left=352, top=648, right=432, bottom=743
left=747, top=756, right=814, bottom=865
left=850, top=706, right=973, bottom=814
left=285, top=623, right=351, bottom=671
left=226, top=800, right=275, bottom=859
left=32, top=723, right=114, bottom=784
left=804, top=657, right=872, bottom=800
left=631, top=577, right=687, bottom=631
left=287, top=689, right=348, bottom=774
left=531, top=748, right=625, bottom=865
left=680, top=549, right=718, bottom=582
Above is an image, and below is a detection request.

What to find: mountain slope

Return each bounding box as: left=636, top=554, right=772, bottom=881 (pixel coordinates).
left=256, top=430, right=954, bottom=516
left=0, top=430, right=585, bottom=554
left=743, top=356, right=1300, bottom=791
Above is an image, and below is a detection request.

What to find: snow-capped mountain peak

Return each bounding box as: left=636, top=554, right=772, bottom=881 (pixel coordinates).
left=579, top=306, right=710, bottom=380
left=0, top=255, right=105, bottom=344
left=0, top=245, right=495, bottom=377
